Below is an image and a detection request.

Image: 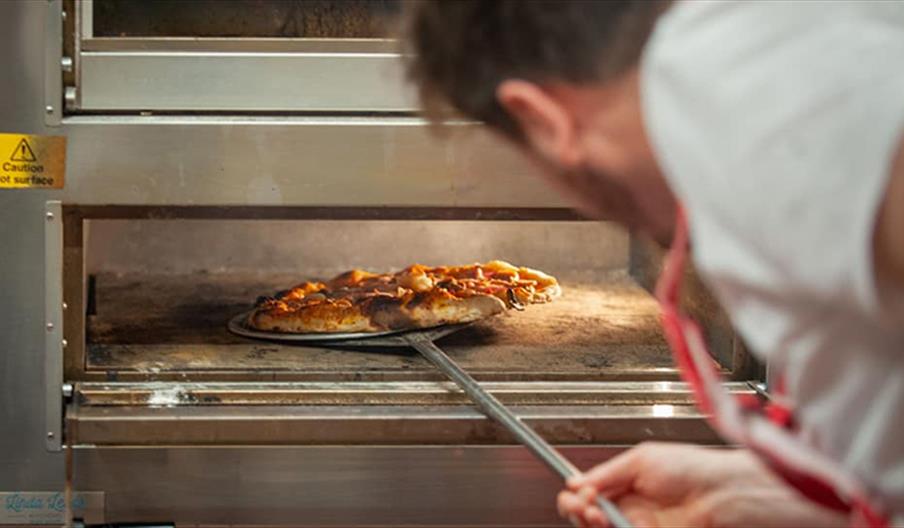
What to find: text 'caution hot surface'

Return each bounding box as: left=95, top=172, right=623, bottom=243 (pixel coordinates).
left=0, top=133, right=66, bottom=189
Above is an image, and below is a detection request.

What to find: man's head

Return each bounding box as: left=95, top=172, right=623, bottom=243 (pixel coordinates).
left=403, top=0, right=676, bottom=242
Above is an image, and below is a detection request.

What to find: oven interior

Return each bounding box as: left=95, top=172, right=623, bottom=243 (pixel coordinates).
left=81, top=217, right=667, bottom=383
left=62, top=207, right=759, bottom=447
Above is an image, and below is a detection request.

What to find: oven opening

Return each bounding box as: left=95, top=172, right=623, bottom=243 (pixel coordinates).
left=62, top=207, right=756, bottom=447
left=80, top=218, right=675, bottom=383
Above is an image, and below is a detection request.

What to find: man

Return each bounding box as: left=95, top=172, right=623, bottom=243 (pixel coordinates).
left=403, top=1, right=904, bottom=527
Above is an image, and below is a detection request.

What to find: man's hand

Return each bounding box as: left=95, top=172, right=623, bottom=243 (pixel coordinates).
left=557, top=442, right=849, bottom=528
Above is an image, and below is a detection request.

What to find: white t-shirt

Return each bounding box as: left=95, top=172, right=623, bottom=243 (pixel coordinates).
left=641, top=0, right=904, bottom=519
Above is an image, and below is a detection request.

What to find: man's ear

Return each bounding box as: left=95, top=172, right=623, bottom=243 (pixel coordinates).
left=496, top=80, right=582, bottom=168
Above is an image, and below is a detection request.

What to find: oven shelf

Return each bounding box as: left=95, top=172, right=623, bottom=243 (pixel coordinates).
left=74, top=380, right=703, bottom=407
left=66, top=380, right=754, bottom=447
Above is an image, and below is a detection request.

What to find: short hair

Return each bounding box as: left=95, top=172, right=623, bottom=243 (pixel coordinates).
left=403, top=0, right=669, bottom=140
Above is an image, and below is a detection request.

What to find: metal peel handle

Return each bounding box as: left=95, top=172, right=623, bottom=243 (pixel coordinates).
left=404, top=335, right=634, bottom=528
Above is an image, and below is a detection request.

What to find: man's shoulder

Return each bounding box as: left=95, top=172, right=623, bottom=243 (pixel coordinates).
left=640, top=0, right=904, bottom=319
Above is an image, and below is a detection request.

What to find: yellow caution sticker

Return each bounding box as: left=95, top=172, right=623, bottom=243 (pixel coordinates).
left=0, top=133, right=66, bottom=189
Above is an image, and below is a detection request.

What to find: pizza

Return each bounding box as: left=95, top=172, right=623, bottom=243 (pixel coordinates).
left=246, top=260, right=561, bottom=334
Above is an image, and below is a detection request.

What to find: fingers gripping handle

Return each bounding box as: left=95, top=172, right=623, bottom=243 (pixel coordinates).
left=405, top=335, right=634, bottom=528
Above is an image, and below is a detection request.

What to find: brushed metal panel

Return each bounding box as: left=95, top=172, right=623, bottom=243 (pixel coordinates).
left=78, top=51, right=416, bottom=112
left=44, top=201, right=63, bottom=452
left=82, top=37, right=400, bottom=53
left=58, top=116, right=562, bottom=208
left=80, top=0, right=92, bottom=40
left=43, top=0, right=62, bottom=126
left=0, top=0, right=66, bottom=492
left=71, top=446, right=630, bottom=525
left=66, top=404, right=720, bottom=447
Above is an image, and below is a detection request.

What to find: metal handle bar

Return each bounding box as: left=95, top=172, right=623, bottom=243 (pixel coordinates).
left=405, top=335, right=634, bottom=528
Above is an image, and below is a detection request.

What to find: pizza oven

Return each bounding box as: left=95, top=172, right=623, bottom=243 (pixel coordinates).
left=1, top=1, right=762, bottom=526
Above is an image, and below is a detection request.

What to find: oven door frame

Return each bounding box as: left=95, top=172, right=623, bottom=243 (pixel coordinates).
left=68, top=0, right=417, bottom=113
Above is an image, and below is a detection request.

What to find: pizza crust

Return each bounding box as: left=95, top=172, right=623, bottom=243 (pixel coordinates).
left=405, top=291, right=507, bottom=328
